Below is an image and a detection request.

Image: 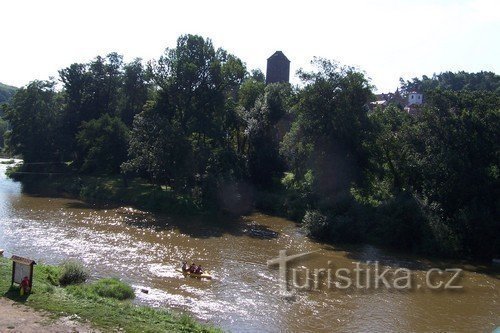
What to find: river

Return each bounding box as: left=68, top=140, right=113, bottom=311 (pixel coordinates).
left=0, top=159, right=498, bottom=332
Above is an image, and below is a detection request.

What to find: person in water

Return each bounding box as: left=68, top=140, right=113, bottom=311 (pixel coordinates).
left=181, top=261, right=188, bottom=272
left=195, top=266, right=203, bottom=274
left=189, top=263, right=197, bottom=273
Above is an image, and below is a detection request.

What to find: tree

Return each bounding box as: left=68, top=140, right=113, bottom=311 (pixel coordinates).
left=121, top=59, right=149, bottom=127
left=0, top=82, right=17, bottom=105
left=403, top=91, right=500, bottom=258
left=245, top=83, right=292, bottom=186
left=369, top=89, right=500, bottom=258
left=126, top=34, right=246, bottom=205
left=281, top=58, right=373, bottom=196
left=400, top=71, right=500, bottom=95
left=59, top=53, right=125, bottom=160
left=122, top=101, right=190, bottom=186
left=249, top=69, right=265, bottom=83
left=76, top=114, right=130, bottom=174
left=0, top=117, right=8, bottom=148
left=368, top=105, right=413, bottom=194
left=238, top=77, right=266, bottom=110
left=3, top=80, right=62, bottom=162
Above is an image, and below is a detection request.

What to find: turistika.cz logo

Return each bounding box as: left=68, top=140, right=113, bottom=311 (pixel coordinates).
left=267, top=250, right=463, bottom=293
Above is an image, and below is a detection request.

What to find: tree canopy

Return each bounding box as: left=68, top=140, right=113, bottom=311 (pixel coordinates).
left=4, top=35, right=499, bottom=259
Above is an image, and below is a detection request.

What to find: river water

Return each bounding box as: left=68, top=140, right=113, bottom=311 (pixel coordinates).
left=0, top=159, right=498, bottom=332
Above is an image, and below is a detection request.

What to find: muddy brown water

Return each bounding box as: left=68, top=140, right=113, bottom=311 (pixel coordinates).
left=0, top=159, right=498, bottom=332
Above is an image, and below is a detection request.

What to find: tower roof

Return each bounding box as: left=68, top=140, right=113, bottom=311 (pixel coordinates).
left=267, top=51, right=290, bottom=63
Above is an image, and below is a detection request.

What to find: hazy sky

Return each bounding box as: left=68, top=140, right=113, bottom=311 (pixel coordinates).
left=1, top=0, right=499, bottom=92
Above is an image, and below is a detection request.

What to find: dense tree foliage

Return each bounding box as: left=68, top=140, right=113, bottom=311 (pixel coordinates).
left=3, top=80, right=62, bottom=162
left=0, top=117, right=8, bottom=148
left=282, top=59, right=373, bottom=195
left=0, top=82, right=18, bottom=150
left=76, top=114, right=130, bottom=174
left=364, top=90, right=500, bottom=257
left=400, top=71, right=500, bottom=95
left=244, top=83, right=291, bottom=186
left=4, top=35, right=499, bottom=259
left=124, top=35, right=247, bottom=207
left=0, top=82, right=17, bottom=105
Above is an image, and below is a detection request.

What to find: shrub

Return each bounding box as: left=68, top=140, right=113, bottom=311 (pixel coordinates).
left=92, top=278, right=135, bottom=300
left=58, top=261, right=89, bottom=286
left=79, top=182, right=114, bottom=202
left=371, top=193, right=434, bottom=253
left=302, top=210, right=329, bottom=239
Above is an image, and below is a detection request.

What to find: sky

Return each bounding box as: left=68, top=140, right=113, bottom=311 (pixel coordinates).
left=1, top=0, right=499, bottom=92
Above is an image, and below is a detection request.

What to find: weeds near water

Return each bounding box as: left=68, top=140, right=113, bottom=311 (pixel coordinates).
left=58, top=260, right=89, bottom=286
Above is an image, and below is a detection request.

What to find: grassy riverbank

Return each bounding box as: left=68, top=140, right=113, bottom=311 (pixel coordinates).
left=0, top=257, right=220, bottom=332
left=7, top=163, right=206, bottom=215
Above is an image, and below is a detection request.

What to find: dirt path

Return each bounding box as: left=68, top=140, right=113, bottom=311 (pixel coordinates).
left=0, top=297, right=99, bottom=333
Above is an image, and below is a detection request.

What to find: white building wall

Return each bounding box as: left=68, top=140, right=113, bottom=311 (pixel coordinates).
left=408, top=92, right=423, bottom=106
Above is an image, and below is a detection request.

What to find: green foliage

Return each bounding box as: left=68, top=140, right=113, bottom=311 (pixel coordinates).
left=4, top=33, right=498, bottom=259
left=400, top=71, right=500, bottom=95
left=281, top=58, right=373, bottom=196
left=54, top=53, right=151, bottom=165
left=302, top=210, right=329, bottom=238
left=79, top=181, right=115, bottom=202
left=0, top=257, right=220, bottom=332
left=301, top=193, right=367, bottom=244
left=0, top=117, right=8, bottom=148
left=123, top=101, right=190, bottom=186
left=125, top=34, right=247, bottom=208
left=58, top=260, right=90, bottom=286
left=75, top=278, right=135, bottom=300
left=0, top=82, right=17, bottom=104
left=121, top=58, right=150, bottom=126
left=244, top=83, right=292, bottom=187
left=238, top=77, right=266, bottom=110
left=367, top=89, right=500, bottom=258
left=77, top=114, right=130, bottom=174
left=3, top=80, right=63, bottom=163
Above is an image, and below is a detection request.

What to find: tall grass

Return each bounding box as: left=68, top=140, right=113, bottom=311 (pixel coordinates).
left=58, top=260, right=89, bottom=286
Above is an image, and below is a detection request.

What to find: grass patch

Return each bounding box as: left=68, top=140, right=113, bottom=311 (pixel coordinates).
left=0, top=257, right=220, bottom=332
left=71, top=278, right=135, bottom=300
left=58, top=260, right=89, bottom=286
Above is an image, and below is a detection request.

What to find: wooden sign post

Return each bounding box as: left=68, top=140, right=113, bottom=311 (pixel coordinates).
left=11, top=255, right=36, bottom=292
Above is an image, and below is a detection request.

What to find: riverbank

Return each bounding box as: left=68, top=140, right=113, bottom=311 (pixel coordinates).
left=7, top=162, right=206, bottom=215
left=0, top=257, right=220, bottom=332
left=6, top=161, right=498, bottom=262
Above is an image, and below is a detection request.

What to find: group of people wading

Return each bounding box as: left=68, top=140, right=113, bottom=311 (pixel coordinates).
left=182, top=261, right=204, bottom=274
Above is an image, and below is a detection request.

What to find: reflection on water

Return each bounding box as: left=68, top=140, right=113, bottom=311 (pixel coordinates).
left=0, top=159, right=498, bottom=332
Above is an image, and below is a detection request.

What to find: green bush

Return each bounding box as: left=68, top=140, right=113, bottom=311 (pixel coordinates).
left=79, top=182, right=114, bottom=202
left=91, top=278, right=135, bottom=300
left=58, top=261, right=89, bottom=286
left=302, top=210, right=329, bottom=239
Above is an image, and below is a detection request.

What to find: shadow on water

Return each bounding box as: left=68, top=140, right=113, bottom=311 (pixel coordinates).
left=64, top=201, right=122, bottom=210
left=118, top=210, right=280, bottom=240
left=324, top=243, right=500, bottom=278
left=340, top=244, right=433, bottom=271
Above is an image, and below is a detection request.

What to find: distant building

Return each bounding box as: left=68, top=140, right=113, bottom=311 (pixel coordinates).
left=266, top=51, right=290, bottom=84
left=404, top=91, right=424, bottom=115
left=369, top=88, right=405, bottom=110
left=407, top=91, right=423, bottom=106
left=370, top=88, right=424, bottom=116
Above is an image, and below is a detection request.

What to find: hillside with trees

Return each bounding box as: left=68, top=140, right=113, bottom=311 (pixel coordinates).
left=400, top=71, right=500, bottom=95
left=2, top=34, right=499, bottom=260
left=0, top=82, right=17, bottom=105
left=0, top=82, right=17, bottom=149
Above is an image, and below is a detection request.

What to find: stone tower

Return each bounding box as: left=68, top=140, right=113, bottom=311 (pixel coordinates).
left=266, top=51, right=290, bottom=84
